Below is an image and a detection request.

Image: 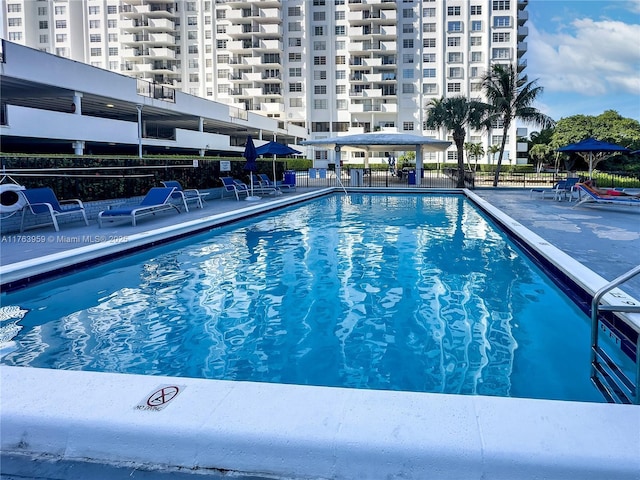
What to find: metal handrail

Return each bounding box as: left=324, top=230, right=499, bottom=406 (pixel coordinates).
left=590, top=264, right=640, bottom=404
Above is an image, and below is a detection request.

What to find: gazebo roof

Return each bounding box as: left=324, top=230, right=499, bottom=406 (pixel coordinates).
left=300, top=132, right=451, bottom=152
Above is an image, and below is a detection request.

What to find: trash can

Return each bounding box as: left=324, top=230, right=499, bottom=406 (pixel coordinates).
left=284, top=170, right=296, bottom=186
left=350, top=168, right=363, bottom=186
left=408, top=170, right=416, bottom=185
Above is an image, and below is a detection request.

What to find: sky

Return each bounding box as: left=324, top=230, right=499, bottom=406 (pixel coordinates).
left=526, top=0, right=640, bottom=122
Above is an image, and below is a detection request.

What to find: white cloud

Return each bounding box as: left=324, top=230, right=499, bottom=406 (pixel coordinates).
left=527, top=18, right=640, bottom=97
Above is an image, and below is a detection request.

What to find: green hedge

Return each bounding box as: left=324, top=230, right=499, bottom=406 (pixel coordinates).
left=1, top=155, right=307, bottom=202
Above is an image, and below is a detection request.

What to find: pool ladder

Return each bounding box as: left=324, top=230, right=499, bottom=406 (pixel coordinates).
left=590, top=265, right=640, bottom=404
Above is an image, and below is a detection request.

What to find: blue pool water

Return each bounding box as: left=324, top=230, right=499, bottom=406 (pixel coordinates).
left=0, top=194, right=622, bottom=402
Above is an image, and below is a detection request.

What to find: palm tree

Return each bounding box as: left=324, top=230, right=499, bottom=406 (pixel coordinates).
left=487, top=144, right=501, bottom=165
left=464, top=142, right=485, bottom=172
left=425, top=97, right=491, bottom=188
left=482, top=63, right=555, bottom=187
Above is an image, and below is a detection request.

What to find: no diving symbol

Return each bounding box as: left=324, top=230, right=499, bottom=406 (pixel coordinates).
left=136, top=384, right=185, bottom=411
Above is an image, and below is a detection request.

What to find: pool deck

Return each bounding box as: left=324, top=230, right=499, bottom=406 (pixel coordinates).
left=2, top=187, right=640, bottom=480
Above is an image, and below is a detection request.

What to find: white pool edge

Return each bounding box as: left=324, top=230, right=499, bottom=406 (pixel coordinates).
left=2, top=188, right=639, bottom=479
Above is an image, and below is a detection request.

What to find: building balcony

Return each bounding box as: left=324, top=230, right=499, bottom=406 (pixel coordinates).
left=256, top=39, right=283, bottom=51
left=148, top=47, right=176, bottom=59
left=259, top=102, right=285, bottom=113
left=148, top=18, right=175, bottom=30
left=518, top=42, right=528, bottom=55
left=150, top=33, right=175, bottom=45
left=518, top=9, right=529, bottom=25
left=518, top=26, right=528, bottom=40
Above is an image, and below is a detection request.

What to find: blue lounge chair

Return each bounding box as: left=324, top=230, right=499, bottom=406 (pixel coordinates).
left=20, top=187, right=89, bottom=232
left=573, top=183, right=640, bottom=209
left=258, top=173, right=295, bottom=192
left=98, top=187, right=182, bottom=227
left=249, top=174, right=277, bottom=195
left=530, top=178, right=578, bottom=201
left=161, top=180, right=208, bottom=211
left=220, top=177, right=249, bottom=201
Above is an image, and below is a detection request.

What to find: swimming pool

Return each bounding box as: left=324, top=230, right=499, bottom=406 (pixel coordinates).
left=1, top=193, right=627, bottom=403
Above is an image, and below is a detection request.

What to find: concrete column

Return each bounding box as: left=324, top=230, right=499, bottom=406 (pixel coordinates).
left=72, top=93, right=82, bottom=115
left=72, top=141, right=85, bottom=155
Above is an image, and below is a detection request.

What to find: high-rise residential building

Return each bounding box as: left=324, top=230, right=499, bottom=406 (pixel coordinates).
left=1, top=0, right=529, bottom=166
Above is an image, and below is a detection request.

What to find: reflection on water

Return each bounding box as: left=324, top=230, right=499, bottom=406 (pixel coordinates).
left=1, top=194, right=604, bottom=402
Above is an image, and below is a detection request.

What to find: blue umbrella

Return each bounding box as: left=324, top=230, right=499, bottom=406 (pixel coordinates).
left=243, top=135, right=258, bottom=198
left=557, top=138, right=630, bottom=178
left=256, top=141, right=301, bottom=191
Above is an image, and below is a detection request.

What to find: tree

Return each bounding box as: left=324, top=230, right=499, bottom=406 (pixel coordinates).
left=464, top=142, right=485, bottom=172
left=486, top=144, right=501, bottom=165
left=551, top=111, right=640, bottom=174
left=482, top=63, right=555, bottom=186
left=529, top=143, right=553, bottom=172
left=425, top=96, right=491, bottom=188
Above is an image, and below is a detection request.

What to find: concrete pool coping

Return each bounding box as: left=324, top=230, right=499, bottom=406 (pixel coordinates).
left=2, top=188, right=640, bottom=479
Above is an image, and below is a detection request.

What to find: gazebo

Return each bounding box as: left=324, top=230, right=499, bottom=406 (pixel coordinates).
left=300, top=132, right=451, bottom=174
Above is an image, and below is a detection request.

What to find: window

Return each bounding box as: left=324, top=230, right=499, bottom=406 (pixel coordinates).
left=336, top=99, right=348, bottom=110
left=470, top=67, right=479, bottom=78
left=108, top=33, right=118, bottom=42
left=423, top=23, right=436, bottom=33
left=108, top=6, right=117, bottom=14
left=493, top=1, right=511, bottom=10
left=313, top=11, right=325, bottom=21
left=423, top=8, right=435, bottom=17
left=447, top=83, right=461, bottom=92
left=335, top=11, right=345, bottom=20
left=470, top=36, right=482, bottom=46
left=423, top=53, right=436, bottom=63
left=314, top=99, right=328, bottom=109
left=217, top=69, right=227, bottom=79
left=335, top=25, right=345, bottom=35
left=493, top=32, right=511, bottom=42
left=336, top=70, right=346, bottom=79
left=403, top=69, right=414, bottom=79
left=216, top=10, right=226, bottom=19
left=108, top=47, right=118, bottom=56
left=402, top=84, right=415, bottom=94
left=289, top=67, right=302, bottom=77
left=55, top=47, right=69, bottom=56
left=8, top=18, right=22, bottom=26
left=188, top=45, right=198, bottom=54
left=313, top=0, right=326, bottom=5
left=90, top=34, right=101, bottom=43
left=314, top=41, right=326, bottom=51
left=38, top=6, right=47, bottom=15
left=289, top=22, right=302, bottom=32
left=494, top=16, right=511, bottom=27
left=54, top=6, right=65, bottom=15
left=107, top=19, right=117, bottom=28
left=216, top=40, right=226, bottom=48
left=447, top=151, right=458, bottom=161
left=403, top=122, right=414, bottom=131
left=89, top=20, right=100, bottom=28
left=447, top=37, right=460, bottom=47
left=492, top=48, right=511, bottom=59
left=314, top=56, right=326, bottom=65
left=88, top=6, right=100, bottom=14
left=314, top=26, right=324, bottom=36
left=336, top=40, right=345, bottom=50
left=402, top=8, right=414, bottom=18
left=90, top=48, right=102, bottom=56
left=423, top=83, right=437, bottom=94
left=447, top=6, right=460, bottom=15
left=314, top=85, right=327, bottom=94
left=289, top=37, right=302, bottom=47
left=8, top=32, right=22, bottom=41
left=403, top=53, right=414, bottom=63
left=314, top=70, right=327, bottom=80
left=109, top=61, right=118, bottom=70
left=471, top=51, right=482, bottom=62
left=447, top=21, right=462, bottom=32
left=289, top=53, right=302, bottom=62
left=55, top=20, right=67, bottom=29
left=449, top=67, right=463, bottom=78
left=471, top=5, right=482, bottom=14
left=7, top=4, right=21, bottom=13
left=403, top=24, right=414, bottom=33
left=448, top=52, right=462, bottom=63
left=423, top=38, right=436, bottom=48
left=186, top=2, right=197, bottom=11
left=39, top=34, right=48, bottom=43
left=188, top=58, right=198, bottom=68
left=288, top=6, right=301, bottom=16
left=403, top=39, right=414, bottom=49
left=336, top=85, right=346, bottom=94
left=471, top=21, right=482, bottom=31
left=336, top=56, right=345, bottom=65
left=56, top=34, right=67, bottom=42
left=187, top=16, right=197, bottom=25
left=289, top=83, right=302, bottom=92
left=290, top=98, right=303, bottom=108
left=423, top=68, right=436, bottom=78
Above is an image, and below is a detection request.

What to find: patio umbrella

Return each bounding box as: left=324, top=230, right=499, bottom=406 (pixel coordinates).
left=256, top=141, right=301, bottom=195
left=243, top=135, right=260, bottom=201
left=557, top=138, right=630, bottom=179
